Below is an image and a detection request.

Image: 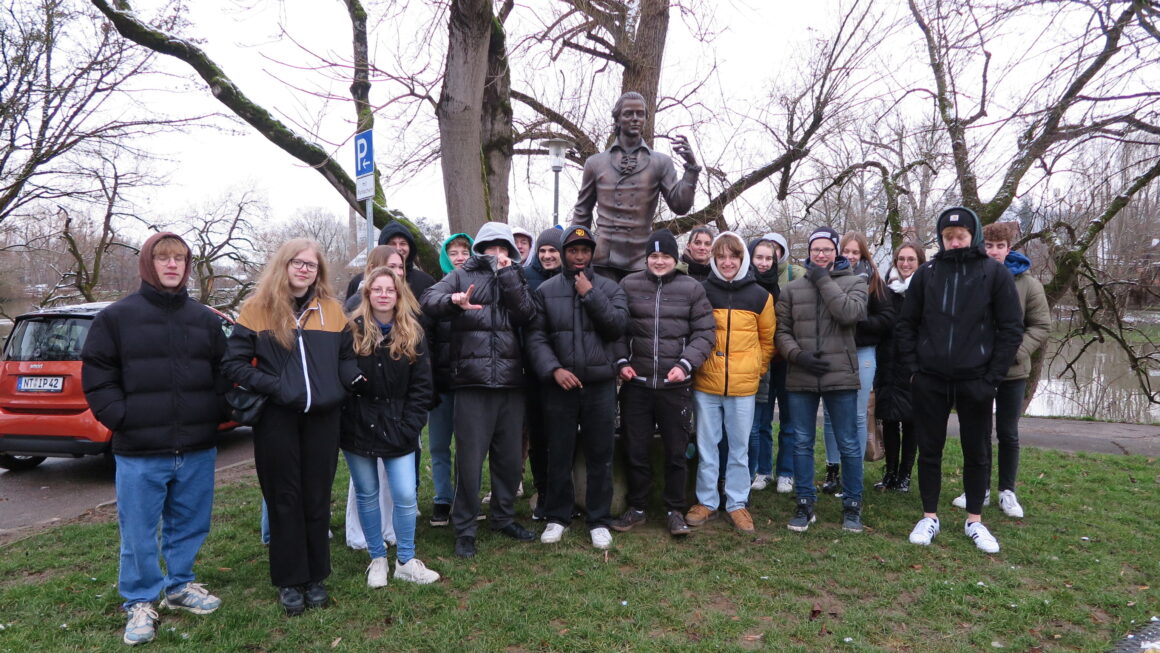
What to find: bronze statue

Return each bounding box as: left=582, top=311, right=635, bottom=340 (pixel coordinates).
left=573, top=92, right=700, bottom=280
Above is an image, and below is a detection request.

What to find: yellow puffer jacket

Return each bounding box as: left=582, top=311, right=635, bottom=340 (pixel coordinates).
left=693, top=273, right=777, bottom=397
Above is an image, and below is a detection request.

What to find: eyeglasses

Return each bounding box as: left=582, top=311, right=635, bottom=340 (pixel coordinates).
left=369, top=287, right=397, bottom=296
left=809, top=248, right=836, bottom=256
left=896, top=256, right=919, bottom=263
left=153, top=255, right=187, bottom=264
left=289, top=259, right=319, bottom=272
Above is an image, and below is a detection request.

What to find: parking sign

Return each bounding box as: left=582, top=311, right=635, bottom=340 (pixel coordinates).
left=355, top=129, right=374, bottom=178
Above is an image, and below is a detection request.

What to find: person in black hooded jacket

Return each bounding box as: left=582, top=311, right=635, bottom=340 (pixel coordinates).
left=896, top=206, right=1023, bottom=555
left=82, top=232, right=227, bottom=644
left=525, top=225, right=628, bottom=549
left=346, top=220, right=436, bottom=301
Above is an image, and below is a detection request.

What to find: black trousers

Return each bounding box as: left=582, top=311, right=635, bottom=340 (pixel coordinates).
left=992, top=378, right=1027, bottom=492
left=524, top=382, right=548, bottom=499
left=451, top=388, right=525, bottom=537
left=912, top=374, right=994, bottom=515
left=253, top=403, right=340, bottom=588
left=542, top=380, right=616, bottom=529
left=882, top=419, right=917, bottom=479
left=620, top=383, right=693, bottom=512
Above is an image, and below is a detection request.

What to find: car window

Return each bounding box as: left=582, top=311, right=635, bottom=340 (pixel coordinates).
left=2, top=317, right=92, bottom=362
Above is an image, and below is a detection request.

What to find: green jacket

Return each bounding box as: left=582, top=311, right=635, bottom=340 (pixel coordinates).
left=1006, top=268, right=1051, bottom=381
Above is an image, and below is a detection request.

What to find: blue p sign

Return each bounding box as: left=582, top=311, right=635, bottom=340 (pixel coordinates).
left=355, top=129, right=374, bottom=178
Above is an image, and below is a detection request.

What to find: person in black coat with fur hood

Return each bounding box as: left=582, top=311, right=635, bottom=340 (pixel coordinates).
left=525, top=225, right=629, bottom=550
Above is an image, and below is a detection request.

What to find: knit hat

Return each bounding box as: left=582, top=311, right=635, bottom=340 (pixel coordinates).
left=936, top=207, right=978, bottom=237
left=644, top=229, right=680, bottom=261
left=808, top=226, right=840, bottom=250
left=561, top=225, right=596, bottom=251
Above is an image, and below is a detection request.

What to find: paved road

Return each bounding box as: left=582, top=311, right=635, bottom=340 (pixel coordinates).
left=0, top=427, right=254, bottom=537
left=1, top=417, right=1157, bottom=540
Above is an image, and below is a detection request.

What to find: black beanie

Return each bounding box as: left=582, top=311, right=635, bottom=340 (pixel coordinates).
left=645, top=229, right=680, bottom=261
left=936, top=207, right=977, bottom=237
left=808, top=226, right=840, bottom=250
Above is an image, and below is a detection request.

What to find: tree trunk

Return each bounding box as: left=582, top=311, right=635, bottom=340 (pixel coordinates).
left=621, top=0, right=668, bottom=143
left=480, top=13, right=512, bottom=225
left=437, top=0, right=494, bottom=237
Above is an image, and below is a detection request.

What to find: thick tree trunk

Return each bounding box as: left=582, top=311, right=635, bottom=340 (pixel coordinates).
left=437, top=0, right=494, bottom=237
left=621, top=0, right=668, bottom=143
left=480, top=13, right=513, bottom=225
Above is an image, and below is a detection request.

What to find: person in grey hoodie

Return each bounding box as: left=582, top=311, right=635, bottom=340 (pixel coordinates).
left=420, top=222, right=538, bottom=559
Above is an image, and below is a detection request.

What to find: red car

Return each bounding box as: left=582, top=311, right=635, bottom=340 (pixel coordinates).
left=0, top=302, right=235, bottom=471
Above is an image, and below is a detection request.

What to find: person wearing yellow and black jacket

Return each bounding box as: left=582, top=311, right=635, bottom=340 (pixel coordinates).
left=686, top=232, right=776, bottom=535
left=222, top=238, right=362, bottom=617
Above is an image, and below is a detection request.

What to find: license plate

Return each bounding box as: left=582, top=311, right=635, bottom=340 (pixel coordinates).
left=17, top=376, right=64, bottom=393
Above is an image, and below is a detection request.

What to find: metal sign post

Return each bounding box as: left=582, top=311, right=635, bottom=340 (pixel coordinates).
left=355, top=129, right=375, bottom=256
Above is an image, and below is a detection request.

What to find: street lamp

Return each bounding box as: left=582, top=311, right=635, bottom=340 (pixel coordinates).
left=540, top=138, right=573, bottom=226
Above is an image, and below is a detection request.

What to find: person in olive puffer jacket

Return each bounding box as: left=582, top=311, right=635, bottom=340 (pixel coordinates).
left=686, top=232, right=776, bottom=536
left=525, top=225, right=628, bottom=549
left=610, top=230, right=716, bottom=537
left=82, top=232, right=228, bottom=644
left=420, top=222, right=538, bottom=559
left=776, top=226, right=868, bottom=534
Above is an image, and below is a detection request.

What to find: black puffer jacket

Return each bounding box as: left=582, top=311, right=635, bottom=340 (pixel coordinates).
left=82, top=283, right=228, bottom=456
left=340, top=318, right=434, bottom=458
left=526, top=266, right=628, bottom=383
left=420, top=256, right=536, bottom=389
left=613, top=268, right=716, bottom=390
left=854, top=282, right=895, bottom=348
left=874, top=285, right=911, bottom=422
left=223, top=294, right=361, bottom=413
left=896, top=216, right=1023, bottom=383
left=346, top=220, right=436, bottom=301
left=679, top=251, right=711, bottom=282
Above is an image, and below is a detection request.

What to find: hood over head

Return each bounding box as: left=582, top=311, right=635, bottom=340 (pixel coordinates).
left=139, top=232, right=192, bottom=292
left=1005, top=249, right=1032, bottom=276
left=377, top=221, right=420, bottom=269
left=439, top=232, right=475, bottom=274
left=708, top=231, right=751, bottom=282
left=766, top=232, right=790, bottom=264
left=472, top=221, right=521, bottom=263
left=935, top=206, right=983, bottom=253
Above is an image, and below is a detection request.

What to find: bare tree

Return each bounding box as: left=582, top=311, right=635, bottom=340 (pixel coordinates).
left=178, top=192, right=267, bottom=312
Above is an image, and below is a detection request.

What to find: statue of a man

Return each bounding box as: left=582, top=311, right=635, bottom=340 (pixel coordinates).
left=573, top=92, right=700, bottom=280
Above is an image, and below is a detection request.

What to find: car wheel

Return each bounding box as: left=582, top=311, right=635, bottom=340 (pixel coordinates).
left=0, top=454, right=47, bottom=471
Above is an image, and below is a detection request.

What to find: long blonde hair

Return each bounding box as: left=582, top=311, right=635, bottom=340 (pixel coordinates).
left=244, top=238, right=336, bottom=349
left=364, top=245, right=399, bottom=278
left=353, top=267, right=423, bottom=361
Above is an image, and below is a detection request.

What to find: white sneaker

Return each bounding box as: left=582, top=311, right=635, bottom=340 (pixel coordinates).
left=590, top=527, right=613, bottom=550
left=366, top=557, right=390, bottom=588
left=908, top=517, right=940, bottom=546
left=516, top=482, right=524, bottom=498
left=481, top=491, right=492, bottom=504
left=750, top=474, right=769, bottom=491
left=951, top=489, right=990, bottom=509
left=998, top=490, right=1024, bottom=518
left=123, top=602, right=158, bottom=646
left=394, top=558, right=440, bottom=585
left=540, top=523, right=566, bottom=544
left=775, top=476, right=794, bottom=493
left=965, top=520, right=1000, bottom=553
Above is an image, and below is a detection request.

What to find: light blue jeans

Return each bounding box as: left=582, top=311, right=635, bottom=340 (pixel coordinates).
left=693, top=391, right=755, bottom=512
left=823, top=346, right=876, bottom=463
left=344, top=451, right=418, bottom=563
left=115, top=448, right=216, bottom=608
left=427, top=391, right=455, bottom=506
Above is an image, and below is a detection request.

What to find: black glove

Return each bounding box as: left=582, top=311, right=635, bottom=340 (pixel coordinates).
left=806, top=264, right=830, bottom=284
left=350, top=374, right=369, bottom=396
left=798, top=351, right=831, bottom=376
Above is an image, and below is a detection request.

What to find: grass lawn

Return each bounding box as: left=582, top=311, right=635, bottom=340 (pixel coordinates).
left=0, top=444, right=1157, bottom=652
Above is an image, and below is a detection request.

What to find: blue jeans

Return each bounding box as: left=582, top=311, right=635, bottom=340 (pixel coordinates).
left=260, top=499, right=270, bottom=544
left=427, top=391, right=455, bottom=506
left=693, top=391, right=754, bottom=512
left=748, top=399, right=774, bottom=477
left=344, top=451, right=418, bottom=563
left=823, top=346, right=876, bottom=463
left=115, top=448, right=216, bottom=608
left=788, top=390, right=862, bottom=503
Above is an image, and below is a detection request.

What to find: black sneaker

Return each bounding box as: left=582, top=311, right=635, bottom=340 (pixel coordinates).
left=278, top=586, right=305, bottom=617
left=495, top=522, right=535, bottom=542
left=874, top=471, right=896, bottom=491
left=667, top=511, right=691, bottom=536
left=455, top=535, right=476, bottom=558
left=303, top=582, right=328, bottom=609
left=894, top=474, right=911, bottom=493
left=842, top=499, right=864, bottom=533
left=610, top=508, right=646, bottom=532
left=821, top=464, right=840, bottom=495
left=787, top=498, right=816, bottom=532
left=429, top=503, right=451, bottom=527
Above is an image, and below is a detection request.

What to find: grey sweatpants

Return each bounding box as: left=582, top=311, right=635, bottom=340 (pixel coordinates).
left=450, top=387, right=526, bottom=537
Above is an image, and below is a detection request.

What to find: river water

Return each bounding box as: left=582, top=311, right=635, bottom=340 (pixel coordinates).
left=1026, top=334, right=1160, bottom=424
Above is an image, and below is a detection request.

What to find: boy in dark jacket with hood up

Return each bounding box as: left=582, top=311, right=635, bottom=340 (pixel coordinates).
left=421, top=222, right=538, bottom=559
left=896, top=207, right=1023, bottom=554
left=82, top=233, right=227, bottom=645
left=347, top=220, right=436, bottom=301
left=526, top=225, right=629, bottom=549
left=611, top=230, right=716, bottom=537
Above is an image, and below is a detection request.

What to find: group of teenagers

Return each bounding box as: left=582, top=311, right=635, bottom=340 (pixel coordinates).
left=78, top=202, right=1047, bottom=645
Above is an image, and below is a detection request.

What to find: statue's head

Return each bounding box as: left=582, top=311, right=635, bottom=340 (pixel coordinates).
left=612, top=91, right=647, bottom=137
